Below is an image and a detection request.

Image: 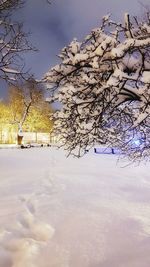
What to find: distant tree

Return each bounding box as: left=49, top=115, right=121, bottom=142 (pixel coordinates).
left=44, top=13, right=150, bottom=161
left=7, top=79, right=52, bottom=144
left=0, top=0, right=35, bottom=83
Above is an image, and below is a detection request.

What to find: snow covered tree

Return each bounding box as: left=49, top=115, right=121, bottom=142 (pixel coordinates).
left=44, top=13, right=150, bottom=161
left=0, top=0, right=22, bottom=11
left=0, top=0, right=35, bottom=83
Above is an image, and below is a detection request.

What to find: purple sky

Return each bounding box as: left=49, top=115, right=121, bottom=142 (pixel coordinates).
left=0, top=0, right=150, bottom=98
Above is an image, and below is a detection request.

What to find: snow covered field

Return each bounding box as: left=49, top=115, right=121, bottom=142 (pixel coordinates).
left=0, top=147, right=150, bottom=267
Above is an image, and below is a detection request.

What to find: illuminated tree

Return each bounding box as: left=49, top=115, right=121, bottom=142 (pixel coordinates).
left=45, top=13, right=150, bottom=161
left=0, top=100, right=15, bottom=143
left=0, top=80, right=53, bottom=144
left=24, top=104, right=53, bottom=132
left=8, top=79, right=49, bottom=144
left=0, top=101, right=10, bottom=124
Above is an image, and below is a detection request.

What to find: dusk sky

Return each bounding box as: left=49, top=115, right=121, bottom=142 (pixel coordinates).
left=1, top=0, right=150, bottom=98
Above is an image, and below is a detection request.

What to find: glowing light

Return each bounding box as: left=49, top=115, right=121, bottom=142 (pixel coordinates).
left=134, top=139, right=141, bottom=146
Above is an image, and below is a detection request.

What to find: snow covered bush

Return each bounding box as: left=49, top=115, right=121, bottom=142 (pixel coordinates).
left=44, top=13, right=150, bottom=161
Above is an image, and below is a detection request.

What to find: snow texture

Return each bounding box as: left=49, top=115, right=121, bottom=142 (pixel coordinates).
left=0, top=147, right=150, bottom=267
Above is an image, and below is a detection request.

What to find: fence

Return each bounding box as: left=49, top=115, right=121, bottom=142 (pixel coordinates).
left=0, top=130, right=57, bottom=145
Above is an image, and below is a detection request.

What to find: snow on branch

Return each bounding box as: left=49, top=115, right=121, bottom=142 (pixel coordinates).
left=0, top=0, right=36, bottom=83
left=44, top=13, right=150, bottom=162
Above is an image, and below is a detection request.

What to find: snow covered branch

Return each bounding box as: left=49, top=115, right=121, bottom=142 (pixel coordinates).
left=0, top=0, right=36, bottom=83
left=44, top=13, right=150, bottom=161
left=0, top=0, right=23, bottom=12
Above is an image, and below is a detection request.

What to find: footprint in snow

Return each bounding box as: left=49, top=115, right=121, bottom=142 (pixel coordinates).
left=0, top=195, right=55, bottom=267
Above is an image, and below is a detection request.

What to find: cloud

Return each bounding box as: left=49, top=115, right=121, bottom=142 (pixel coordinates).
left=21, top=0, right=150, bottom=77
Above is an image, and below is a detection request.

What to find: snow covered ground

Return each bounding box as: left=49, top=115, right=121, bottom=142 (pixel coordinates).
left=0, top=147, right=150, bottom=267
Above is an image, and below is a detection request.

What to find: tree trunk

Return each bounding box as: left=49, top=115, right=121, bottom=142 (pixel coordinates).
left=17, top=125, right=23, bottom=145
left=17, top=134, right=23, bottom=145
